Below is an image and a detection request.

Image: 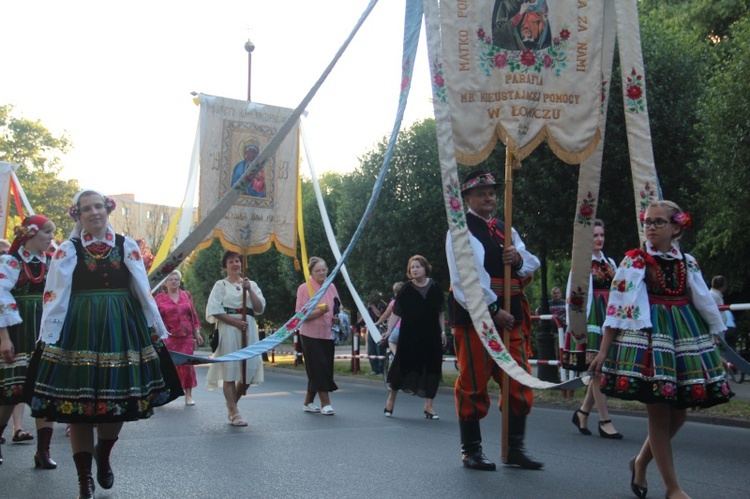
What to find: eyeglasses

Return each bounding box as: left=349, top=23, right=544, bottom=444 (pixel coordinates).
left=643, top=218, right=671, bottom=229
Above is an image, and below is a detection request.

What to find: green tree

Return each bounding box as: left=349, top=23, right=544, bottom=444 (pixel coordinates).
left=0, top=105, right=79, bottom=238
left=336, top=119, right=448, bottom=301
left=692, top=15, right=750, bottom=303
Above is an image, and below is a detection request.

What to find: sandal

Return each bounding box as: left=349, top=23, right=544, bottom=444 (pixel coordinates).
left=229, top=414, right=248, bottom=427
left=12, top=429, right=34, bottom=443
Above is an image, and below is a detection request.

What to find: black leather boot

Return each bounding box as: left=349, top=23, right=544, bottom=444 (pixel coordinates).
left=73, top=451, right=95, bottom=499
left=34, top=427, right=57, bottom=469
left=506, top=415, right=543, bottom=470
left=459, top=420, right=496, bottom=471
left=95, top=437, right=117, bottom=489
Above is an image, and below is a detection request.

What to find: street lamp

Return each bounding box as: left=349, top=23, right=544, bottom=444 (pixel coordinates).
left=245, top=40, right=255, bottom=101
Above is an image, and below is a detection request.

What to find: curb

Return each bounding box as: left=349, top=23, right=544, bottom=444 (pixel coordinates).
left=264, top=365, right=750, bottom=429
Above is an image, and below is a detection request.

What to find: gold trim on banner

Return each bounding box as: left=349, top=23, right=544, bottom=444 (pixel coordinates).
left=455, top=126, right=601, bottom=167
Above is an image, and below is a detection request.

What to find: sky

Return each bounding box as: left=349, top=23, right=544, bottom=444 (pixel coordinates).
left=2, top=0, right=434, bottom=207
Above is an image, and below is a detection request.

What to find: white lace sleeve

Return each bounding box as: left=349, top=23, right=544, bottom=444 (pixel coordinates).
left=0, top=255, right=22, bottom=328
left=39, top=241, right=78, bottom=344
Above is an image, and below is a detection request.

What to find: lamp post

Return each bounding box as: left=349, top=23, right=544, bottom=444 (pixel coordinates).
left=245, top=40, right=255, bottom=102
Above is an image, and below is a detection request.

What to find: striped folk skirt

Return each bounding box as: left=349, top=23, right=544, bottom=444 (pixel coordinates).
left=0, top=294, right=42, bottom=406
left=28, top=289, right=183, bottom=423
left=600, top=296, right=734, bottom=409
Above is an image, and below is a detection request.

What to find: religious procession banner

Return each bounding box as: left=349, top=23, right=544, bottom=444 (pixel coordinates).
left=0, top=162, right=17, bottom=235
left=197, top=95, right=299, bottom=256
left=438, top=0, right=605, bottom=164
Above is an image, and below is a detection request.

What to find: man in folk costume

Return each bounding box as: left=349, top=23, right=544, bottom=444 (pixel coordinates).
left=446, top=169, right=542, bottom=471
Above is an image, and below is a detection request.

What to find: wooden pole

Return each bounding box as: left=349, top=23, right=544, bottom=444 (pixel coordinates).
left=238, top=252, right=250, bottom=398
left=501, top=146, right=515, bottom=464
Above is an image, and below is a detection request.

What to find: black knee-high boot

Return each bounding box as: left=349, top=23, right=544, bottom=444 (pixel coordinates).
left=94, top=437, right=117, bottom=489
left=459, top=420, right=496, bottom=471
left=73, top=451, right=95, bottom=499
left=34, top=427, right=57, bottom=469
left=506, top=414, right=543, bottom=470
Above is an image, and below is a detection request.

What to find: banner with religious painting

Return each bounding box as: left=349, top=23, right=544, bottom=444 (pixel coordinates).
left=437, top=0, right=605, bottom=165
left=197, top=95, right=299, bottom=257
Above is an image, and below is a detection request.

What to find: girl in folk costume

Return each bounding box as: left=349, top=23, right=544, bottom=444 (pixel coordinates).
left=0, top=216, right=57, bottom=468
left=27, top=190, right=182, bottom=499
left=590, top=201, right=733, bottom=499
left=566, top=219, right=622, bottom=439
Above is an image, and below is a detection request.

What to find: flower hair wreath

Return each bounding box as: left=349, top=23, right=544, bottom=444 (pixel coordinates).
left=13, top=223, right=40, bottom=238
left=68, top=196, right=117, bottom=221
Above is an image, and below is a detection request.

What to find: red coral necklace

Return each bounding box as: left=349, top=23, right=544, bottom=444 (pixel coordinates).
left=23, top=260, right=45, bottom=284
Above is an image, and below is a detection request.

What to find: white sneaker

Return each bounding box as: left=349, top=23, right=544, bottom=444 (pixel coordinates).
left=321, top=405, right=335, bottom=416
left=303, top=403, right=321, bottom=413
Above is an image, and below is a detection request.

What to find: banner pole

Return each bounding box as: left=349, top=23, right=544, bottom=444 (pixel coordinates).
left=501, top=145, right=516, bottom=464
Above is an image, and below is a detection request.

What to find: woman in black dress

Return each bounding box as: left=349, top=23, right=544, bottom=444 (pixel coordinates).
left=383, top=255, right=446, bottom=419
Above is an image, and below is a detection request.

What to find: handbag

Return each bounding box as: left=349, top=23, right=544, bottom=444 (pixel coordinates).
left=209, top=329, right=219, bottom=352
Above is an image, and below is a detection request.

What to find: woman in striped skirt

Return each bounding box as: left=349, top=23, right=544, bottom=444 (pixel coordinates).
left=27, top=190, right=182, bottom=499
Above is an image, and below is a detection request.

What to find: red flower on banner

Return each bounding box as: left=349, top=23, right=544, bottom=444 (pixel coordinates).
left=560, top=29, right=571, bottom=40
left=433, top=72, right=444, bottom=88
left=543, top=54, right=552, bottom=68
left=477, top=28, right=486, bottom=40
left=627, top=84, right=643, bottom=100
left=494, top=52, right=508, bottom=69
left=520, top=50, right=536, bottom=66
left=488, top=339, right=503, bottom=352
left=287, top=317, right=301, bottom=331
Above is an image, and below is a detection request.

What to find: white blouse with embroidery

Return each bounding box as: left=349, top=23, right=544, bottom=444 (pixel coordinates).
left=39, top=225, right=167, bottom=344
left=602, top=242, right=725, bottom=335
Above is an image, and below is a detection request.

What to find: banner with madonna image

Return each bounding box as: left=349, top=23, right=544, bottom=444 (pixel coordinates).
left=437, top=0, right=605, bottom=165
left=197, top=95, right=299, bottom=257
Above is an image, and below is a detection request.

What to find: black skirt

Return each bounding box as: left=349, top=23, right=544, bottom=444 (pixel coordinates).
left=300, top=335, right=338, bottom=393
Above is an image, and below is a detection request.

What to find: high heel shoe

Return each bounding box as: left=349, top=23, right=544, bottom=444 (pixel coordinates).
left=424, top=410, right=439, bottom=420
left=384, top=406, right=393, bottom=417
left=598, top=420, right=623, bottom=439
left=571, top=409, right=591, bottom=435
left=629, top=456, right=647, bottom=498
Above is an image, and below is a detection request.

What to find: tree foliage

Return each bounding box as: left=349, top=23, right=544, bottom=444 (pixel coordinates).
left=0, top=105, right=79, bottom=239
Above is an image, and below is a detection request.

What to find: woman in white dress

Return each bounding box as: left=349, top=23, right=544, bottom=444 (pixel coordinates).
left=205, top=250, right=265, bottom=426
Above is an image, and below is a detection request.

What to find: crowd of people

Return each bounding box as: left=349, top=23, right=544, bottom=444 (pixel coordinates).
left=0, top=172, right=739, bottom=499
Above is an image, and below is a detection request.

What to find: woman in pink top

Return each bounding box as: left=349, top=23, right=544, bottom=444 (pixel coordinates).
left=155, top=270, right=203, bottom=406
left=295, top=257, right=340, bottom=416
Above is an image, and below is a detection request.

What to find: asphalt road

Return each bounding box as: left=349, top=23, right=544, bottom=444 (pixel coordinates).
left=2, top=365, right=749, bottom=498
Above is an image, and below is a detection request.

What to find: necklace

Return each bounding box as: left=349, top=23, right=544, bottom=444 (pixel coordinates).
left=84, top=242, right=113, bottom=260
left=22, top=260, right=45, bottom=284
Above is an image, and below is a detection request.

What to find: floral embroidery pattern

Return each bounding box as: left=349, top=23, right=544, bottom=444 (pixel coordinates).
left=43, top=291, right=56, bottom=304
left=600, top=79, right=609, bottom=114
left=568, top=286, right=585, bottom=313
left=476, top=25, right=571, bottom=77
left=612, top=279, right=635, bottom=294
left=431, top=59, right=446, bottom=103
left=576, top=192, right=596, bottom=226
left=625, top=68, right=645, bottom=113
left=606, top=304, right=641, bottom=321
left=445, top=176, right=466, bottom=229
left=401, top=57, right=413, bottom=95
left=638, top=181, right=657, bottom=217
left=480, top=321, right=512, bottom=363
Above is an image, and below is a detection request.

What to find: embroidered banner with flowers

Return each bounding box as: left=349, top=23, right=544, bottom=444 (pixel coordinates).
left=196, top=95, right=299, bottom=257
left=436, top=0, right=605, bottom=165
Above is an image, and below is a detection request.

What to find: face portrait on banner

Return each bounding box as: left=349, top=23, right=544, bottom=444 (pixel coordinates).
left=198, top=95, right=299, bottom=257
